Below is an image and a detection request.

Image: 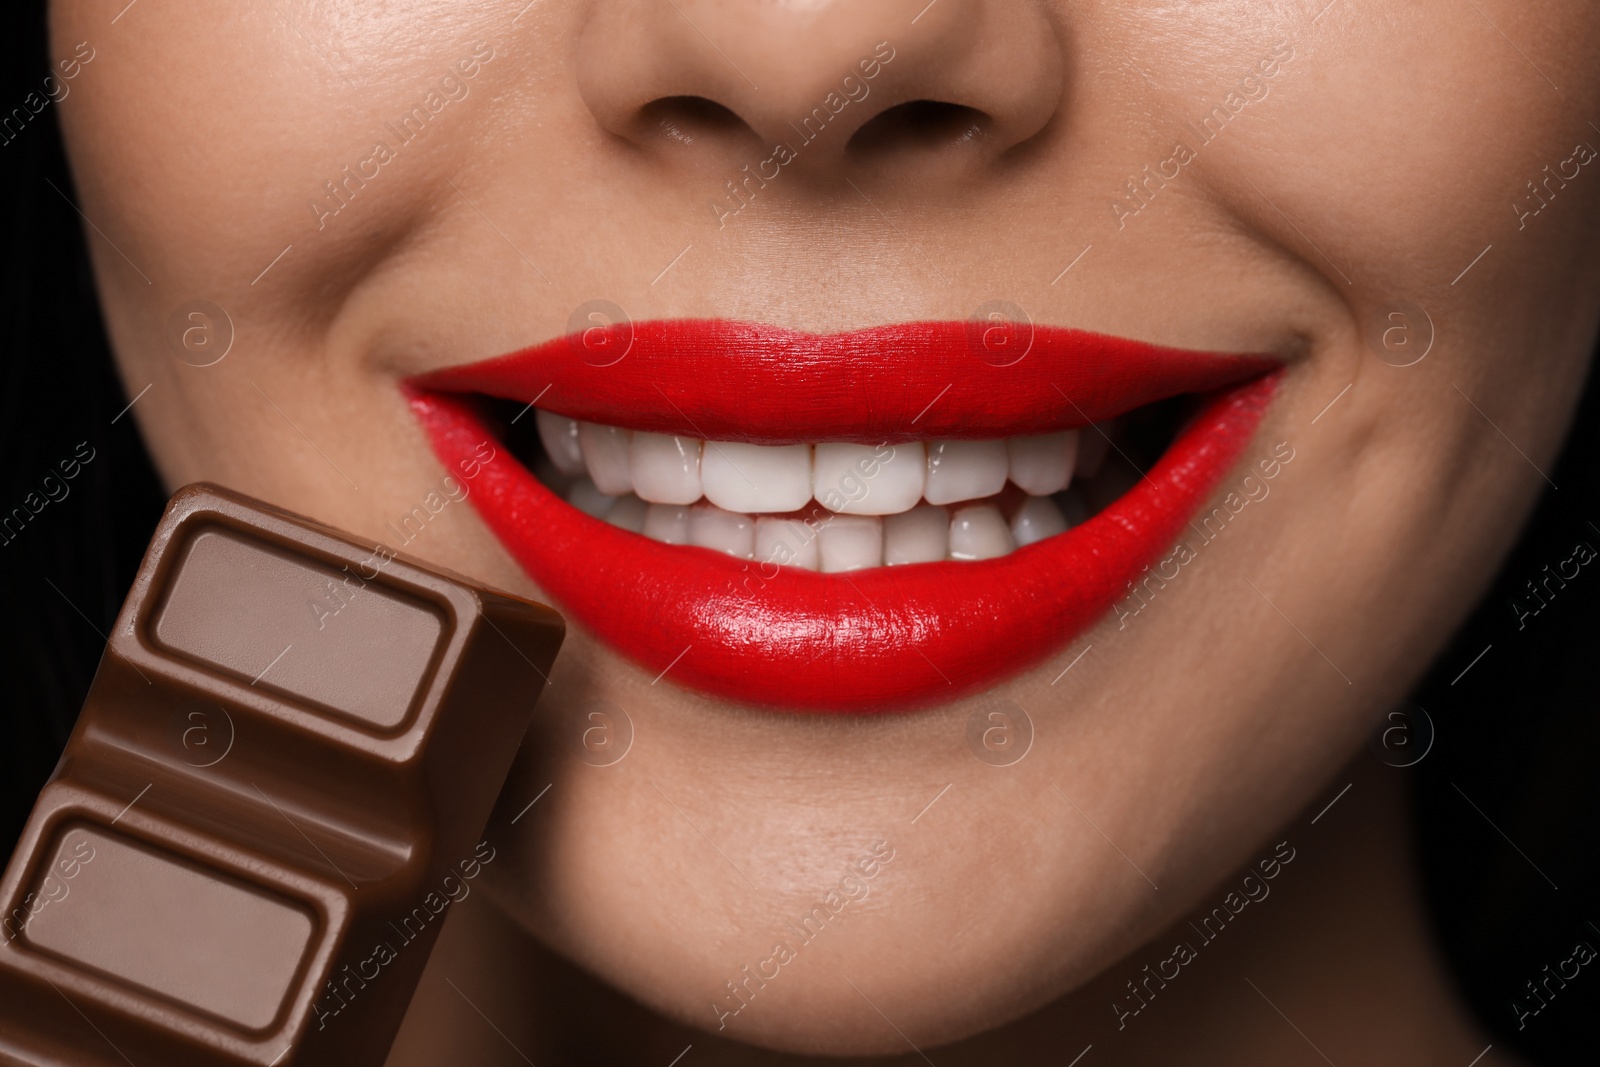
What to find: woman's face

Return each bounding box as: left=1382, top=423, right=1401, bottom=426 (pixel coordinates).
left=51, top=0, right=1600, bottom=1053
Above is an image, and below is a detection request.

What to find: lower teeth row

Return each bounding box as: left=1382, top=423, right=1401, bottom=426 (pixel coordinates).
left=564, top=478, right=1092, bottom=572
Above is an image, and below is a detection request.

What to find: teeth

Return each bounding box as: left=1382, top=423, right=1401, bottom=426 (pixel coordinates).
left=643, top=503, right=693, bottom=544
left=567, top=478, right=618, bottom=519
left=701, top=441, right=812, bottom=513
left=1007, top=432, right=1077, bottom=496
left=688, top=505, right=755, bottom=559
left=949, top=504, right=1015, bottom=561
left=1010, top=495, right=1068, bottom=547
left=578, top=422, right=633, bottom=495
left=619, top=495, right=1071, bottom=557
left=883, top=504, right=949, bottom=564
left=755, top=517, right=820, bottom=571
left=813, top=443, right=926, bottom=515
left=550, top=417, right=1131, bottom=568
left=817, top=515, right=884, bottom=573
left=630, top=431, right=703, bottom=505
left=536, top=411, right=585, bottom=475
left=924, top=440, right=1008, bottom=506
left=604, top=495, right=647, bottom=533
left=1075, top=426, right=1111, bottom=479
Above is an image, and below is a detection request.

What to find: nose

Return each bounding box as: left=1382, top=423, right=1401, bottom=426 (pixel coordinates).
left=575, top=0, right=1065, bottom=172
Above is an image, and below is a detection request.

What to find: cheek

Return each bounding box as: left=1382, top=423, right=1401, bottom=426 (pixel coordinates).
left=56, top=5, right=317, bottom=290
left=47, top=2, right=506, bottom=507
left=50, top=3, right=484, bottom=306
left=1194, top=5, right=1600, bottom=508
left=1169, top=1, right=1599, bottom=331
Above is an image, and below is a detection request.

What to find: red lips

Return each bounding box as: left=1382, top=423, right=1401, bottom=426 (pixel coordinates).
left=407, top=320, right=1279, bottom=712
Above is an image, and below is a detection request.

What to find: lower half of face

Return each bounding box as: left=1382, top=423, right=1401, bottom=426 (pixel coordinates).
left=52, top=0, right=1600, bottom=1051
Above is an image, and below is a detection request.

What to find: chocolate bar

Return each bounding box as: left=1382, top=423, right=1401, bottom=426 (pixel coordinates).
left=0, top=484, right=563, bottom=1065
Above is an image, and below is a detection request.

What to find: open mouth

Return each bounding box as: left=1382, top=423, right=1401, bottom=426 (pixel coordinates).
left=406, top=319, right=1280, bottom=713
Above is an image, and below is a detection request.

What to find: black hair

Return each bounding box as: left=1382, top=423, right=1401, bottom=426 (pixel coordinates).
left=1, top=3, right=168, bottom=842
left=2, top=3, right=1596, bottom=1059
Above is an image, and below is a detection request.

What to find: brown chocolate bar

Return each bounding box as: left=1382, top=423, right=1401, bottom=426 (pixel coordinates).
left=0, top=484, right=563, bottom=1066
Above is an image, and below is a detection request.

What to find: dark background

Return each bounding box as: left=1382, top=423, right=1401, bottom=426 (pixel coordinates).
left=3, top=3, right=1597, bottom=1060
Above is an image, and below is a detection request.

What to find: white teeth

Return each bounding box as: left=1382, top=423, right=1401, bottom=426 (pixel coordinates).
left=606, top=493, right=1069, bottom=557
left=1007, top=432, right=1077, bottom=496
left=924, top=440, right=1008, bottom=506
left=642, top=503, right=692, bottom=544
left=567, top=478, right=618, bottom=519
left=755, top=517, right=820, bottom=571
left=552, top=416, right=1131, bottom=567
left=1010, top=495, right=1069, bottom=547
left=883, top=504, right=949, bottom=565
left=604, top=495, right=647, bottom=533
left=817, top=515, right=884, bottom=573
left=536, top=411, right=585, bottom=475
left=688, top=505, right=755, bottom=559
left=578, top=421, right=633, bottom=495
left=630, top=431, right=703, bottom=505
left=813, top=442, right=926, bottom=515
left=1075, top=426, right=1111, bottom=479
left=700, top=441, right=812, bottom=513
left=949, top=504, right=1015, bottom=561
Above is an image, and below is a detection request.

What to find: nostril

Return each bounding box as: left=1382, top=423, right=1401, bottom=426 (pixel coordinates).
left=635, top=95, right=753, bottom=147
left=846, top=100, right=990, bottom=159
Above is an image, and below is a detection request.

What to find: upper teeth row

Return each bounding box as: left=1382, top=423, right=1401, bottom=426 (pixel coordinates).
left=536, top=410, right=1108, bottom=516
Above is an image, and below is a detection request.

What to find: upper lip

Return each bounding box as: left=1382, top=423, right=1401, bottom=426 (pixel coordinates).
left=407, top=319, right=1283, bottom=713
left=410, top=318, right=1279, bottom=443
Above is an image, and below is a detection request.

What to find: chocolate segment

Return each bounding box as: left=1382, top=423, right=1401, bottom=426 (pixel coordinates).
left=21, top=825, right=316, bottom=1031
left=0, top=484, right=563, bottom=1066
left=153, top=526, right=445, bottom=728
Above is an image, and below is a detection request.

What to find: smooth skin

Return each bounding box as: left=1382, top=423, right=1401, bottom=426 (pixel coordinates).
left=50, top=0, right=1600, bottom=1062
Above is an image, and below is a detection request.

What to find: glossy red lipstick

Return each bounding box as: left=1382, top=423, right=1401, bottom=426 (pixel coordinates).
left=408, top=320, right=1279, bottom=712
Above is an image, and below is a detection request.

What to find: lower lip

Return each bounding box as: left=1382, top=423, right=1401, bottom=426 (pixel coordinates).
left=407, top=375, right=1279, bottom=713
